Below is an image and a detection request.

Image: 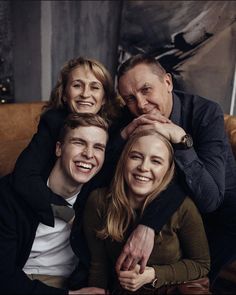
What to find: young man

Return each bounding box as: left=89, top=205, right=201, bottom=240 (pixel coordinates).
left=115, top=54, right=236, bottom=284
left=0, top=113, right=108, bottom=294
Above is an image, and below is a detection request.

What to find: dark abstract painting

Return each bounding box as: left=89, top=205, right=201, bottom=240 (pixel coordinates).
left=118, top=1, right=236, bottom=113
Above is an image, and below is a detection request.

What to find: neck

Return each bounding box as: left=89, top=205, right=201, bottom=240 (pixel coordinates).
left=128, top=191, right=145, bottom=210
left=48, top=162, right=82, bottom=199
left=166, top=93, right=173, bottom=119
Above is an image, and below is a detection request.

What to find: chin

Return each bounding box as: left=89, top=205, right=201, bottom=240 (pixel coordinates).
left=73, top=174, right=93, bottom=184
left=133, top=190, right=150, bottom=198
left=76, top=108, right=93, bottom=113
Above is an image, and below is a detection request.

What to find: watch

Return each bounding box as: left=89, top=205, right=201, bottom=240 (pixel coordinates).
left=151, top=277, right=158, bottom=288
left=173, top=134, right=193, bottom=150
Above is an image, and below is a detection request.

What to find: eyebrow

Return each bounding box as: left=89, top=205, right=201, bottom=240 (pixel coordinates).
left=151, top=155, right=165, bottom=162
left=138, top=82, right=150, bottom=90
left=130, top=150, right=165, bottom=161
left=69, top=137, right=106, bottom=148
left=72, top=79, right=102, bottom=85
left=130, top=150, right=142, bottom=155
left=69, top=137, right=84, bottom=142
left=95, top=143, right=106, bottom=149
left=122, top=82, right=150, bottom=97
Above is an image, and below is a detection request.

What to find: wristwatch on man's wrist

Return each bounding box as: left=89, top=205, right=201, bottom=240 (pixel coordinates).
left=151, top=277, right=158, bottom=288
left=173, top=134, right=193, bottom=150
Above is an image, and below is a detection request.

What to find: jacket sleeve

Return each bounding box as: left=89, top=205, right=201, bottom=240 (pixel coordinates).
left=0, top=183, right=67, bottom=295
left=83, top=190, right=109, bottom=290
left=152, top=198, right=210, bottom=289
left=139, top=179, right=186, bottom=232
left=12, top=111, right=64, bottom=226
left=174, top=103, right=227, bottom=213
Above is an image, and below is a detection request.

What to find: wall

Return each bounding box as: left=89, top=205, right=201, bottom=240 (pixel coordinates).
left=119, top=0, right=236, bottom=114
left=2, top=0, right=235, bottom=114
left=0, top=1, right=13, bottom=102
left=7, top=0, right=122, bottom=102
left=51, top=1, right=122, bottom=85
left=11, top=1, right=41, bottom=102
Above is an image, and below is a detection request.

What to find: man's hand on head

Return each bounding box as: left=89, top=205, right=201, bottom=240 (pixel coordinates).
left=121, top=113, right=171, bottom=140
left=132, top=120, right=186, bottom=143
left=115, top=224, right=155, bottom=274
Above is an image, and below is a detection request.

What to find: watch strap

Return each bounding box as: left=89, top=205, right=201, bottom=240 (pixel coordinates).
left=173, top=134, right=193, bottom=150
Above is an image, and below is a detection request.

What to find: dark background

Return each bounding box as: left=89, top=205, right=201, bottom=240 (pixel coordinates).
left=0, top=0, right=235, bottom=113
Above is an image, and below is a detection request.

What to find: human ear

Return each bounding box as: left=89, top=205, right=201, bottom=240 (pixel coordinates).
left=165, top=73, right=173, bottom=93
left=55, top=141, right=62, bottom=157
left=101, top=96, right=106, bottom=106
left=62, top=95, right=67, bottom=103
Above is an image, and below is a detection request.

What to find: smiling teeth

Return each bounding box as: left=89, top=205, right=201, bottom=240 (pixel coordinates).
left=76, top=162, right=92, bottom=169
left=134, top=175, right=150, bottom=182
left=77, top=101, right=93, bottom=106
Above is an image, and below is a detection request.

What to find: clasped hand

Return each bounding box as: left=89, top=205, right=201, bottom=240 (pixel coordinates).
left=121, top=113, right=186, bottom=143
left=116, top=224, right=155, bottom=274
left=118, top=264, right=155, bottom=292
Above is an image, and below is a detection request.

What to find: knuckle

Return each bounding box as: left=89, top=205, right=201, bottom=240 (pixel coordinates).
left=131, top=278, right=136, bottom=284
left=123, top=245, right=131, bottom=254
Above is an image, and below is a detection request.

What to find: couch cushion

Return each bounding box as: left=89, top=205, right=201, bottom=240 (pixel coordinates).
left=224, top=114, right=236, bottom=159
left=0, top=102, right=45, bottom=176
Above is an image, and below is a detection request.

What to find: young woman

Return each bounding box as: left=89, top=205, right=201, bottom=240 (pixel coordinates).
left=12, top=57, right=121, bottom=226
left=83, top=129, right=210, bottom=294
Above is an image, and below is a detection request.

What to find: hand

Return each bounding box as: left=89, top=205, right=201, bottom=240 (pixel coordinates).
left=118, top=264, right=155, bottom=292
left=133, top=120, right=186, bottom=143
left=121, top=114, right=171, bottom=140
left=116, top=225, right=155, bottom=274
left=69, top=287, right=107, bottom=294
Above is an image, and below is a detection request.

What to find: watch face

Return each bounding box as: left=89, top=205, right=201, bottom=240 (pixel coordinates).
left=184, top=134, right=193, bottom=148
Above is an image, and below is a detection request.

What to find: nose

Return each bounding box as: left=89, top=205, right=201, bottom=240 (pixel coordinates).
left=81, top=85, right=91, bottom=98
left=82, top=146, right=94, bottom=159
left=137, top=158, right=149, bottom=172
left=136, top=95, right=147, bottom=113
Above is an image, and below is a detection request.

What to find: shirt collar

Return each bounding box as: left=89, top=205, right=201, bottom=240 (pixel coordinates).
left=170, top=92, right=181, bottom=126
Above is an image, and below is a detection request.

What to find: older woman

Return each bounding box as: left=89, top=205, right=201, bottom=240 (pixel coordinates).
left=12, top=56, right=120, bottom=224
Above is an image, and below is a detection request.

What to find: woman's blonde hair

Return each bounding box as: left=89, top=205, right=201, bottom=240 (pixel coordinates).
left=98, top=129, right=175, bottom=242
left=44, top=56, right=120, bottom=122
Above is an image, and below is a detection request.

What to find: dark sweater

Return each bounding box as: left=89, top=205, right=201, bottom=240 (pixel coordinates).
left=83, top=188, right=210, bottom=290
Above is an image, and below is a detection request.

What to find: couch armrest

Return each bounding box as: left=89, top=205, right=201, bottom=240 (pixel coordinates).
left=0, top=102, right=45, bottom=176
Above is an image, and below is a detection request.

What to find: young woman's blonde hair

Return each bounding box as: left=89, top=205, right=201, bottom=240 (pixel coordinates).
left=44, top=56, right=120, bottom=122
left=98, top=129, right=175, bottom=242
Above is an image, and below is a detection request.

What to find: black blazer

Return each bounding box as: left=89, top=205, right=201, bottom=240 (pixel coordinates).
left=0, top=175, right=67, bottom=294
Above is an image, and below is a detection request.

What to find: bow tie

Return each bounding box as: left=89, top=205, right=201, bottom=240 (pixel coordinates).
left=51, top=204, right=75, bottom=223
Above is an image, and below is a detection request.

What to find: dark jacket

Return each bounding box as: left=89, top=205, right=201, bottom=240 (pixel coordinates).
left=112, top=90, right=236, bottom=217
left=0, top=175, right=67, bottom=294
left=0, top=169, right=102, bottom=294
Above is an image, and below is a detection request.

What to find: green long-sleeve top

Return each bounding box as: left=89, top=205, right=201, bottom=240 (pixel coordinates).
left=83, top=188, right=210, bottom=290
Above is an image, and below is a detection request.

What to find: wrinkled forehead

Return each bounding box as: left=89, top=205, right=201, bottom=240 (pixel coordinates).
left=69, top=65, right=100, bottom=81
left=73, top=63, right=105, bottom=84
left=118, top=63, right=159, bottom=93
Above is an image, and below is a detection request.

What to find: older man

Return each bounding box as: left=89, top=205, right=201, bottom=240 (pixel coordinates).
left=115, top=54, right=236, bottom=284
left=0, top=113, right=108, bottom=295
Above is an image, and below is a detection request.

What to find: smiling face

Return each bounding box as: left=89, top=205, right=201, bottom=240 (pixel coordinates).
left=124, top=134, right=170, bottom=208
left=56, top=125, right=107, bottom=188
left=118, top=63, right=173, bottom=118
left=65, top=66, right=105, bottom=114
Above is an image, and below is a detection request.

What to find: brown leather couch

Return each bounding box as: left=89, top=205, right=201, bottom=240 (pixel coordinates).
left=0, top=101, right=45, bottom=176
left=224, top=114, right=236, bottom=159
left=0, top=102, right=235, bottom=286
left=1, top=104, right=235, bottom=176
left=218, top=114, right=236, bottom=287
